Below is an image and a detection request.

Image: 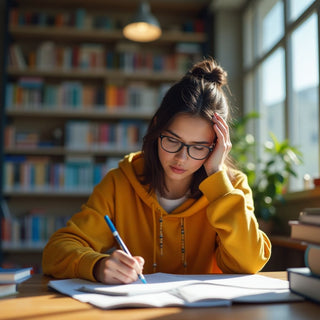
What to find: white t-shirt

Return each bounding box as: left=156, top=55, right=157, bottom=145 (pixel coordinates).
left=157, top=192, right=189, bottom=213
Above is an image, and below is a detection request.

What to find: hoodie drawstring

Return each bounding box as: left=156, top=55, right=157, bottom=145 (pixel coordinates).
left=152, top=204, right=157, bottom=273
left=181, top=217, right=187, bottom=272
left=152, top=204, right=187, bottom=272
left=159, top=212, right=164, bottom=256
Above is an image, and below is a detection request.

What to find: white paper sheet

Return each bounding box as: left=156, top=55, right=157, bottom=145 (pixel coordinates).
left=48, top=272, right=303, bottom=309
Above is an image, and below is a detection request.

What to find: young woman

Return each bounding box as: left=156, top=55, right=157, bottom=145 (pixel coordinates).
left=42, top=58, right=271, bottom=284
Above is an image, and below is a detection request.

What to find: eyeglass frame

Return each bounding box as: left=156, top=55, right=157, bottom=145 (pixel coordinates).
left=159, top=135, right=215, bottom=160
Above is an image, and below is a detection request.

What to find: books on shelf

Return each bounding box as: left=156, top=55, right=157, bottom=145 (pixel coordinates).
left=287, top=267, right=320, bottom=303
left=65, top=120, right=147, bottom=150
left=299, top=208, right=320, bottom=226
left=8, top=40, right=199, bottom=73
left=65, top=155, right=93, bottom=190
left=1, top=208, right=71, bottom=249
left=3, top=153, right=121, bottom=193
left=305, top=245, right=320, bottom=276
left=6, top=78, right=163, bottom=111
left=8, top=44, right=26, bottom=69
left=0, top=267, right=33, bottom=284
left=289, top=220, right=320, bottom=245
left=7, top=28, right=203, bottom=73
left=9, top=7, right=204, bottom=33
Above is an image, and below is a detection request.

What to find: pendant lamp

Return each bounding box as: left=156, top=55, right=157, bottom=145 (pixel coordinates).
left=123, top=1, right=162, bottom=42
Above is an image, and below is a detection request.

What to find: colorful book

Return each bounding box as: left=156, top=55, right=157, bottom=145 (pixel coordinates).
left=305, top=245, right=320, bottom=276
left=289, top=220, right=320, bottom=245
left=287, top=267, right=320, bottom=303
left=0, top=267, right=33, bottom=283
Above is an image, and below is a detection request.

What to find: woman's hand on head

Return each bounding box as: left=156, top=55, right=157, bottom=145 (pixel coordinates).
left=93, top=250, right=145, bottom=284
left=203, top=113, right=232, bottom=176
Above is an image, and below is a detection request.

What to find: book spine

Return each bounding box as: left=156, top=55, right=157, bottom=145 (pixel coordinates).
left=305, top=245, right=320, bottom=276
left=1, top=213, right=72, bottom=249
left=4, top=155, right=119, bottom=192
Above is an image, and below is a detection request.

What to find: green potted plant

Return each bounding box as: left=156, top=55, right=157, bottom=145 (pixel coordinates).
left=230, top=112, right=303, bottom=232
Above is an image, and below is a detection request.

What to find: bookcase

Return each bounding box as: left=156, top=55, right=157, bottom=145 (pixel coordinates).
left=0, top=0, right=212, bottom=270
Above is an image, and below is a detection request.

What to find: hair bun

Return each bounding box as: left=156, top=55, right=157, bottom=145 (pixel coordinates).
left=189, top=59, right=227, bottom=87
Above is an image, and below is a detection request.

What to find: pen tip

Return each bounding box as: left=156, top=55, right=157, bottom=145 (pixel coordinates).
left=139, top=275, right=147, bottom=284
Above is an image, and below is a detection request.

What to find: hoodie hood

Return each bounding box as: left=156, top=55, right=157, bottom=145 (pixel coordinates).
left=118, top=152, right=209, bottom=217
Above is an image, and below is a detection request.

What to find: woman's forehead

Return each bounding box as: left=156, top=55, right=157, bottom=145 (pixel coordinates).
left=166, top=114, right=215, bottom=142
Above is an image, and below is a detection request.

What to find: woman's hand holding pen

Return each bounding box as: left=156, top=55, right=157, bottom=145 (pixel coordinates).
left=204, top=113, right=232, bottom=176
left=93, top=250, right=145, bottom=284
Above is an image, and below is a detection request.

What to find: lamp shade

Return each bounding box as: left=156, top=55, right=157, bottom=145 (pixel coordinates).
left=123, top=1, right=162, bottom=42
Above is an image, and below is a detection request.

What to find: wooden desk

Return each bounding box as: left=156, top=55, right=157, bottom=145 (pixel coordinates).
left=1, top=272, right=319, bottom=320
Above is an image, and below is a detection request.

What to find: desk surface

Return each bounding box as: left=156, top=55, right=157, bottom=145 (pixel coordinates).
left=0, top=272, right=319, bottom=320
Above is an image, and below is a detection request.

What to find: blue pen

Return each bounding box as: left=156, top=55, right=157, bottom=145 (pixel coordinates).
left=104, top=215, right=147, bottom=284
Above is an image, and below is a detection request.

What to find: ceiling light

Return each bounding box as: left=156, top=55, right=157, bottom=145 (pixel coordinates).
left=123, top=1, right=162, bottom=42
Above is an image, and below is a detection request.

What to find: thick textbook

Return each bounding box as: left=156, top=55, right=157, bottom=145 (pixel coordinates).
left=305, top=245, right=320, bottom=276
left=299, top=208, right=320, bottom=225
left=288, top=267, right=320, bottom=303
left=289, top=220, right=320, bottom=244
left=48, top=272, right=302, bottom=309
left=0, top=267, right=32, bottom=283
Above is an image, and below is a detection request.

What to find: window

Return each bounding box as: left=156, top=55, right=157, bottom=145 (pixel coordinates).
left=257, top=0, right=284, bottom=56
left=243, top=0, right=319, bottom=191
left=289, top=13, right=319, bottom=190
left=260, top=48, right=286, bottom=144
left=288, top=0, right=315, bottom=21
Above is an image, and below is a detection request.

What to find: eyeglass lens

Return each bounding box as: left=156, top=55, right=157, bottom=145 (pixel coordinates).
left=161, top=136, right=211, bottom=160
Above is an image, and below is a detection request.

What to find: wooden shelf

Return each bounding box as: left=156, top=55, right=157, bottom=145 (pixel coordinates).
left=6, top=107, right=155, bottom=120
left=4, top=188, right=92, bottom=197
left=2, top=242, right=46, bottom=252
left=282, top=187, right=320, bottom=202
left=10, top=26, right=207, bottom=44
left=5, top=145, right=140, bottom=156
left=7, top=67, right=183, bottom=82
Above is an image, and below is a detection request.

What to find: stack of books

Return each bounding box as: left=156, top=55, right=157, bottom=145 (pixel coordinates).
left=0, top=267, right=33, bottom=298
left=289, top=208, right=320, bottom=244
left=287, top=208, right=320, bottom=303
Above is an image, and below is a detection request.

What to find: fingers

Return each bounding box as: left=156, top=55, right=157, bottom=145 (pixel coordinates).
left=134, top=256, right=145, bottom=270
left=106, top=251, right=139, bottom=283
left=93, top=250, right=145, bottom=284
left=203, top=113, right=232, bottom=176
left=212, top=113, right=232, bottom=152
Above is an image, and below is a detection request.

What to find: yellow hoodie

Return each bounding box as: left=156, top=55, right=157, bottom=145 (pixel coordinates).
left=42, top=152, right=271, bottom=281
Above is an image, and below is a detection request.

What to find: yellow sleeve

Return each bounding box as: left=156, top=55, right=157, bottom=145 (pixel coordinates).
left=42, top=171, right=117, bottom=281
left=199, top=170, right=271, bottom=273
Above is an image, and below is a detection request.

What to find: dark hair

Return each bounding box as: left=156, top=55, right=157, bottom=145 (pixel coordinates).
left=141, top=58, right=235, bottom=198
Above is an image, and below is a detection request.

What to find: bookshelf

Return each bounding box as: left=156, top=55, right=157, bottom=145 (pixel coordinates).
left=1, top=0, right=212, bottom=270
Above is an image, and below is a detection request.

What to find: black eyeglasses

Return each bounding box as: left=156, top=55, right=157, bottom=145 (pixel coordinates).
left=159, top=135, right=214, bottom=160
